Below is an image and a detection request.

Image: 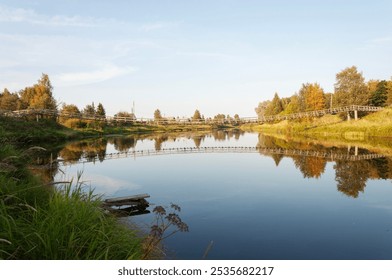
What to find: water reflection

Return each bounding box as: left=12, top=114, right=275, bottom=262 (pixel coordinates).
left=29, top=131, right=392, bottom=199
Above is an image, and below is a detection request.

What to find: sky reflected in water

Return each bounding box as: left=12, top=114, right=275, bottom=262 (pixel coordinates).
left=53, top=132, right=392, bottom=259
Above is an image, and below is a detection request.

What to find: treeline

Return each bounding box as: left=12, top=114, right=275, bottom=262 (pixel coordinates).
left=0, top=74, right=107, bottom=118
left=1, top=74, right=243, bottom=125
left=0, top=74, right=56, bottom=111
left=153, top=108, right=241, bottom=123
left=255, top=66, right=392, bottom=118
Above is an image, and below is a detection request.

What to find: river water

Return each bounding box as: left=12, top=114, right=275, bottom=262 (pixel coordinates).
left=43, top=131, right=392, bottom=259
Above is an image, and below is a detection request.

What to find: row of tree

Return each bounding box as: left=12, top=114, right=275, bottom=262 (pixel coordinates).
left=255, top=66, right=392, bottom=118
left=0, top=74, right=57, bottom=111
left=153, top=109, right=241, bottom=123
left=1, top=74, right=243, bottom=122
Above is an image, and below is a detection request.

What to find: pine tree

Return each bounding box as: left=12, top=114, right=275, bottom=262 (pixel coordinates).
left=96, top=103, right=106, bottom=117
left=370, top=80, right=388, bottom=107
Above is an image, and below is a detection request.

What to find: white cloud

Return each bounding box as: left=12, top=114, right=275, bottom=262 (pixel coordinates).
left=0, top=5, right=99, bottom=27
left=139, top=21, right=179, bottom=32
left=55, top=65, right=137, bottom=86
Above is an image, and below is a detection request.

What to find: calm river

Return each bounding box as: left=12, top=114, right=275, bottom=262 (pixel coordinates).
left=47, top=131, right=392, bottom=259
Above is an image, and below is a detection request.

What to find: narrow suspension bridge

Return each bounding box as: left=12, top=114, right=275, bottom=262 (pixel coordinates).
left=0, top=105, right=383, bottom=124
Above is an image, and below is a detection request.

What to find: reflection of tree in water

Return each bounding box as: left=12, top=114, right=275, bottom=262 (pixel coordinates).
left=334, top=160, right=370, bottom=198
left=154, top=136, right=168, bottom=151
left=370, top=157, right=390, bottom=179
left=29, top=148, right=61, bottom=185
left=212, top=130, right=227, bottom=141
left=59, top=139, right=107, bottom=163
left=110, top=137, right=136, bottom=152
left=192, top=136, right=205, bottom=148
left=211, top=130, right=244, bottom=142
left=293, top=156, right=327, bottom=179
left=271, top=154, right=284, bottom=166
left=59, top=143, right=84, bottom=163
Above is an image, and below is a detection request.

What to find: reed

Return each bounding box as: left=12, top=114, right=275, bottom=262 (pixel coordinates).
left=0, top=144, right=143, bottom=259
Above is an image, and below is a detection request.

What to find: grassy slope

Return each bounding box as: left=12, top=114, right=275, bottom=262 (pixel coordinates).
left=0, top=119, right=145, bottom=259
left=241, top=108, right=392, bottom=139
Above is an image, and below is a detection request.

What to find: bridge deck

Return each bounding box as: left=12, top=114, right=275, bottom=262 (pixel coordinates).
left=1, top=105, right=383, bottom=124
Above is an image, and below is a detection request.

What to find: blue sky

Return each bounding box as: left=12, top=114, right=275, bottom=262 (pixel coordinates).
left=1, top=0, right=391, bottom=118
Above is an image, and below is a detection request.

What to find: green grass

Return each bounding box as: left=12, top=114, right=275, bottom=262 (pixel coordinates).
left=0, top=143, right=143, bottom=260
left=0, top=116, right=88, bottom=144
left=242, top=108, right=392, bottom=139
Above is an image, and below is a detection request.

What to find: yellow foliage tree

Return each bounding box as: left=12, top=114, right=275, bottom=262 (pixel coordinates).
left=299, top=83, right=325, bottom=111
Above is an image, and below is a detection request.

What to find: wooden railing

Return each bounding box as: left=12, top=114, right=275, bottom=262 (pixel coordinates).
left=0, top=105, right=384, bottom=124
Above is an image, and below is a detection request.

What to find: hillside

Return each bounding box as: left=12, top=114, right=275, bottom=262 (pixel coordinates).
left=242, top=108, right=392, bottom=139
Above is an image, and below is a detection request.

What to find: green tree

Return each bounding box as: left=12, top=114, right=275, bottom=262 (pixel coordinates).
left=386, top=80, right=392, bottom=105
left=334, top=66, right=369, bottom=106
left=255, top=100, right=271, bottom=119
left=192, top=109, right=202, bottom=121
left=324, top=93, right=333, bottom=109
left=370, top=80, right=388, bottom=107
left=265, top=93, right=283, bottom=116
left=115, top=111, right=136, bottom=120
left=234, top=114, right=240, bottom=121
left=83, top=103, right=96, bottom=116
left=281, top=94, right=301, bottom=115
left=154, top=109, right=162, bottom=120
left=96, top=103, right=106, bottom=117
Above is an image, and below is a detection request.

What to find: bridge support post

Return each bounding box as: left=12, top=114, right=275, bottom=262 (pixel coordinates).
left=354, top=110, right=358, bottom=120
left=347, top=112, right=351, bottom=121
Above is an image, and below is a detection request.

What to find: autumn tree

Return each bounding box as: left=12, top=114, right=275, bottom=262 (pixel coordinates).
left=61, top=104, right=80, bottom=116
left=154, top=109, right=162, bottom=120
left=0, top=88, right=20, bottom=111
left=19, top=74, right=57, bottom=110
left=299, top=83, right=325, bottom=111
left=213, top=114, right=226, bottom=121
left=334, top=66, right=369, bottom=106
left=192, top=109, right=202, bottom=121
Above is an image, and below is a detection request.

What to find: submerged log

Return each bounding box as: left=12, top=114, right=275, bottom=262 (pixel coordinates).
left=102, top=194, right=150, bottom=216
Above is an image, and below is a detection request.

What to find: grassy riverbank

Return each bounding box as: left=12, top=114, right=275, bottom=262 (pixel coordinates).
left=0, top=116, right=237, bottom=144
left=0, top=118, right=148, bottom=259
left=241, top=107, right=392, bottom=139
left=0, top=142, right=143, bottom=259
